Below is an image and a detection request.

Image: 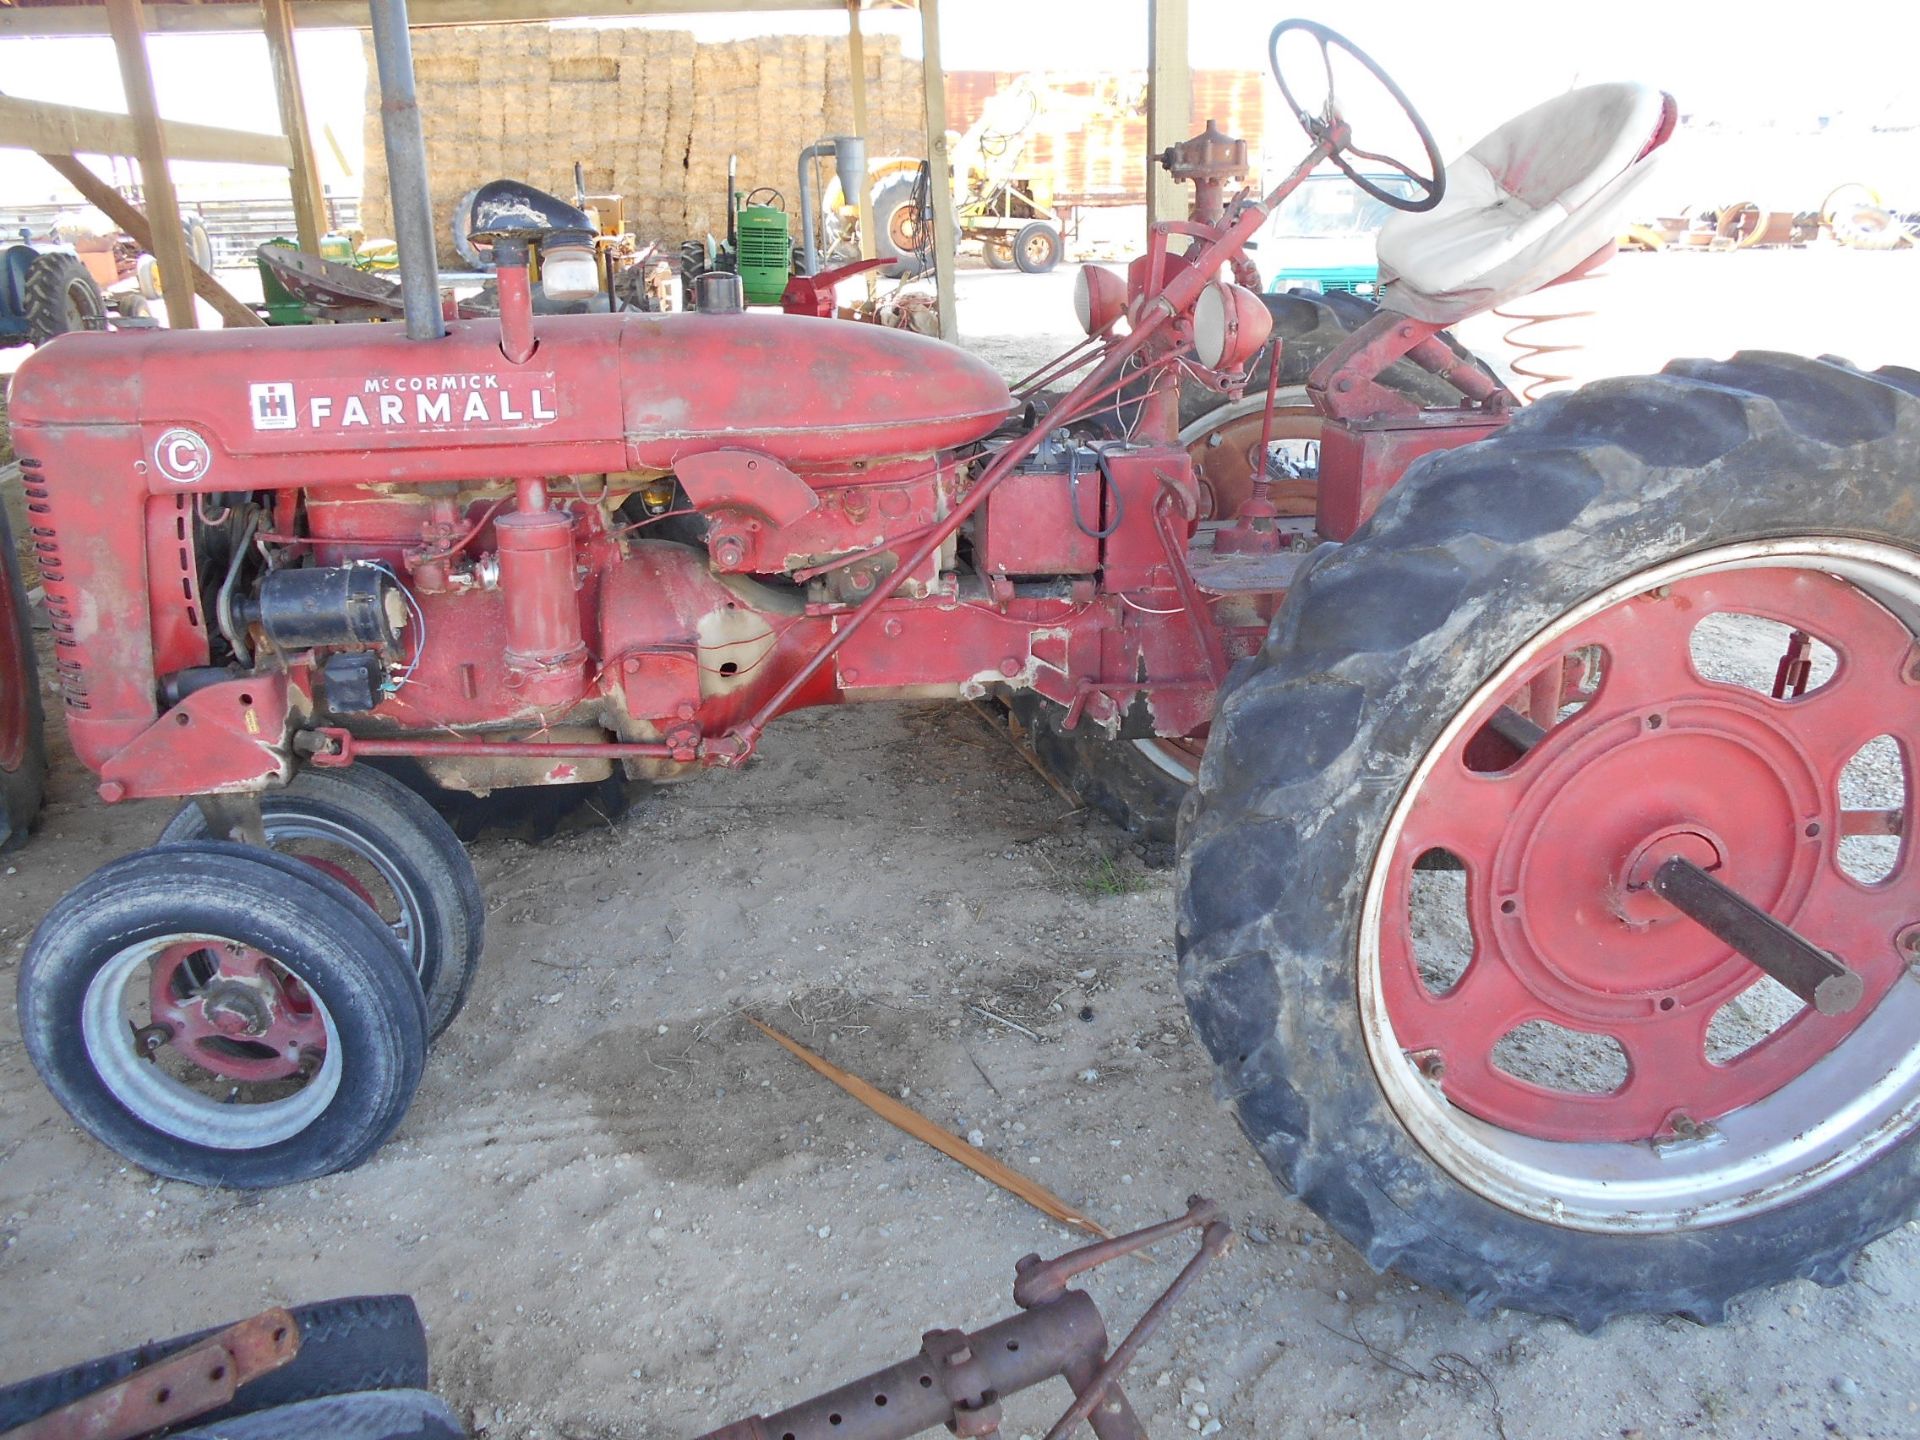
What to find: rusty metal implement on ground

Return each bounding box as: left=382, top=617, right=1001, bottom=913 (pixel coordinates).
left=0, top=1309, right=300, bottom=1440
left=692, top=1197, right=1233, bottom=1440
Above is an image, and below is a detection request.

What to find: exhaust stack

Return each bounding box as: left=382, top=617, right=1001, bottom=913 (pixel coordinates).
left=368, top=0, right=444, bottom=341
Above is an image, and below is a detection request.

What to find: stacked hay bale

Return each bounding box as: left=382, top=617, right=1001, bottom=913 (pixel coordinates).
left=360, top=23, right=924, bottom=265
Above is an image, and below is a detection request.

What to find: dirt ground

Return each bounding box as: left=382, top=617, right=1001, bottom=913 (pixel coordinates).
left=6, top=250, right=1920, bottom=1439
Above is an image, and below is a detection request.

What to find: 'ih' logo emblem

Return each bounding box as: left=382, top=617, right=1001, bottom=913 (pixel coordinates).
left=250, top=382, right=296, bottom=431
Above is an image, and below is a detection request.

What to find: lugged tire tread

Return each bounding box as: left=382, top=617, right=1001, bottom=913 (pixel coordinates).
left=1178, top=352, right=1920, bottom=1327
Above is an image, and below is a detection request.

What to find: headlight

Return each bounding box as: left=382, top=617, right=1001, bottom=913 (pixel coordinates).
left=1193, top=281, right=1272, bottom=371
left=1073, top=263, right=1126, bottom=336
left=1286, top=279, right=1323, bottom=295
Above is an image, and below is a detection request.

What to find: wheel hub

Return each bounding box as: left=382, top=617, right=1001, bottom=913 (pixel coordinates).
left=1619, top=827, right=1723, bottom=919
left=1492, top=699, right=1824, bottom=1021
left=148, top=942, right=327, bottom=1082
left=201, top=977, right=275, bottom=1036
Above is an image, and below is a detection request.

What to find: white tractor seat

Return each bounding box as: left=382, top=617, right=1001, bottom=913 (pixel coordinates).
left=1376, top=83, right=1676, bottom=325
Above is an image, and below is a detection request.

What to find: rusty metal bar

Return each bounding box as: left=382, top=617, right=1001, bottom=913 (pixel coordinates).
left=1652, top=857, right=1863, bottom=1015
left=694, top=1201, right=1232, bottom=1440
left=1041, top=1220, right=1234, bottom=1440
left=0, top=1309, right=299, bottom=1440
left=696, top=1294, right=1116, bottom=1440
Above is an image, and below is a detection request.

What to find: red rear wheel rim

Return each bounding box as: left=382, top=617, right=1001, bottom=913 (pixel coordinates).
left=1378, top=563, right=1917, bottom=1144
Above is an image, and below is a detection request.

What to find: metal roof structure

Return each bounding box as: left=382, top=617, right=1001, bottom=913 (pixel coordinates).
left=0, top=0, right=1191, bottom=340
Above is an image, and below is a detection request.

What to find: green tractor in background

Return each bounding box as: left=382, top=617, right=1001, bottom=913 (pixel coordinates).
left=681, top=155, right=795, bottom=308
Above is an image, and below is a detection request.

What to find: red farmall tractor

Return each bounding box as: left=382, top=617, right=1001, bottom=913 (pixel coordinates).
left=11, top=17, right=1920, bottom=1330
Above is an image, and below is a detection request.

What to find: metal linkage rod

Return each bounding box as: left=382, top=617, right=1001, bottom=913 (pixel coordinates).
left=1652, top=857, right=1864, bottom=1016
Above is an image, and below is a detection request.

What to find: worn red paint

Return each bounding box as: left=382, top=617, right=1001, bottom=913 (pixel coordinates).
left=5, top=123, right=1501, bottom=806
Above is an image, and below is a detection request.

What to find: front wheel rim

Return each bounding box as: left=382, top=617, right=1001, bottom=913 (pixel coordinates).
left=258, top=814, right=424, bottom=971
left=1360, top=538, right=1920, bottom=1232
left=83, top=933, right=343, bottom=1148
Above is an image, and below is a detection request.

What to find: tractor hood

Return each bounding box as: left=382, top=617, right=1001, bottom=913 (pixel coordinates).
left=11, top=309, right=1014, bottom=481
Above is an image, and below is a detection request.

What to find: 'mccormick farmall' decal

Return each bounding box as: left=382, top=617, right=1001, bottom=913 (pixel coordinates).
left=248, top=373, right=561, bottom=433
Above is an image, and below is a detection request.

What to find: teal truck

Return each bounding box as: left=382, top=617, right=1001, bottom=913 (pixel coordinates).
left=1256, top=170, right=1421, bottom=297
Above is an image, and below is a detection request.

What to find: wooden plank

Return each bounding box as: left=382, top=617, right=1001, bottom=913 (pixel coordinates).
left=918, top=0, right=957, bottom=342
left=39, top=152, right=265, bottom=328
left=0, top=0, right=890, bottom=38
left=0, top=95, right=292, bottom=167
left=107, top=0, right=198, bottom=329
left=261, top=0, right=330, bottom=252
left=1145, top=0, right=1191, bottom=228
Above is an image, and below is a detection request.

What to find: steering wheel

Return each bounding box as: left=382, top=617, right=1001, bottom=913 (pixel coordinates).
left=1268, top=19, right=1445, bottom=213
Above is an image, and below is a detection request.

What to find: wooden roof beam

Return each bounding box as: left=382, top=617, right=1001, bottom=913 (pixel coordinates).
left=0, top=0, right=916, bottom=38
left=0, top=93, right=291, bottom=165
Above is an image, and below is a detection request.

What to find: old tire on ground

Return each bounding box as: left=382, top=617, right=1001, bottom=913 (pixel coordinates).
left=1026, top=290, right=1499, bottom=845
left=0, top=1296, right=430, bottom=1432
left=0, top=502, right=46, bottom=851
left=1013, top=222, right=1060, bottom=274
left=174, top=1390, right=467, bottom=1440
left=159, top=765, right=485, bottom=1039
left=18, top=842, right=427, bottom=1188
left=873, top=175, right=930, bottom=280
left=23, top=253, right=108, bottom=347
left=984, top=239, right=1015, bottom=270
left=1179, top=353, right=1920, bottom=1326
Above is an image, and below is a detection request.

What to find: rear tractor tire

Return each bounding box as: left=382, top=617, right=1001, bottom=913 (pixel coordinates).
left=873, top=175, right=930, bottom=281
left=1180, top=352, right=1920, bottom=1326
left=23, top=253, right=108, bottom=346
left=18, top=842, right=427, bottom=1187
left=159, top=765, right=485, bottom=1039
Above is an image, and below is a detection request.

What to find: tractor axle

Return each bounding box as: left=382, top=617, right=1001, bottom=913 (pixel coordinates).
left=1651, top=856, right=1863, bottom=1016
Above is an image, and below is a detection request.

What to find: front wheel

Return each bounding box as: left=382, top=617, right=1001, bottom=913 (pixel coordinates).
left=18, top=842, right=427, bottom=1187
left=1180, top=353, right=1920, bottom=1325
left=159, top=765, right=485, bottom=1039
left=1012, top=221, right=1060, bottom=274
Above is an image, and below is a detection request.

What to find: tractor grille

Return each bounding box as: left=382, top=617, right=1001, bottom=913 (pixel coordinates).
left=738, top=231, right=788, bottom=268
left=16, top=456, right=86, bottom=710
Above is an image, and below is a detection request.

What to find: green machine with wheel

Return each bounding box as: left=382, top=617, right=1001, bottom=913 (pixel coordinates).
left=680, top=158, right=795, bottom=309
left=734, top=197, right=792, bottom=306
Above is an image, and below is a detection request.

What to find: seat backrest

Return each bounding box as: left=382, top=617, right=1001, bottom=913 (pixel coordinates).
left=1375, top=83, right=1677, bottom=325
